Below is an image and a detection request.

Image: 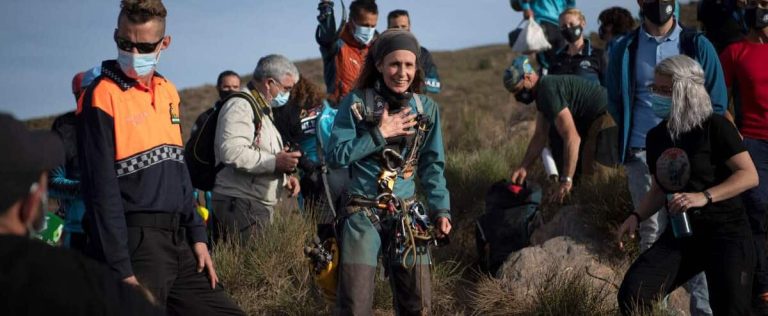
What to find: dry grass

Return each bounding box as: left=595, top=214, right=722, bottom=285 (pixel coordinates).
left=212, top=209, right=327, bottom=315
left=469, top=272, right=527, bottom=315
left=22, top=4, right=708, bottom=314
left=525, top=265, right=616, bottom=316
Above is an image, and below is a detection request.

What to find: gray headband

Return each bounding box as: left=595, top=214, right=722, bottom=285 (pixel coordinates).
left=372, top=29, right=420, bottom=62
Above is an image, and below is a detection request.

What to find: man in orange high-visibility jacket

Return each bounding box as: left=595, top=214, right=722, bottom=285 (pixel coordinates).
left=77, top=1, right=244, bottom=314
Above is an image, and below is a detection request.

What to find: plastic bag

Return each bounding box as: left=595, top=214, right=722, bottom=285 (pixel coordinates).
left=511, top=18, right=552, bottom=53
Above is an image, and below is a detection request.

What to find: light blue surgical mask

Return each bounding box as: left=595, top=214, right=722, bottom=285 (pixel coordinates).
left=117, top=49, right=160, bottom=79
left=271, top=91, right=290, bottom=108
left=651, top=94, right=673, bottom=119
left=353, top=22, right=376, bottom=45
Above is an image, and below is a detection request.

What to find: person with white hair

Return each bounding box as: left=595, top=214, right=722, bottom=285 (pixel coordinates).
left=616, top=55, right=758, bottom=315
left=212, top=54, right=302, bottom=242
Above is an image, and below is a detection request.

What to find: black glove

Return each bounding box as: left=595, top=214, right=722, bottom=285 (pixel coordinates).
left=298, top=155, right=320, bottom=174
left=317, top=1, right=334, bottom=20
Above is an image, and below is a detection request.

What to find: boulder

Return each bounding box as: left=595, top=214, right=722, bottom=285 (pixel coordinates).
left=497, top=236, right=619, bottom=300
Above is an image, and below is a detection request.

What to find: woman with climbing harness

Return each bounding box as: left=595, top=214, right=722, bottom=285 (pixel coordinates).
left=326, top=29, right=451, bottom=315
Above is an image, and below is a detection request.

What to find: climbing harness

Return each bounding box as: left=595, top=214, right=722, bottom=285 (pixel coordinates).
left=349, top=90, right=438, bottom=270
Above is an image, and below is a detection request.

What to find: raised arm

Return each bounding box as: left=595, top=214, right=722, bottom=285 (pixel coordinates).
left=326, top=94, right=387, bottom=168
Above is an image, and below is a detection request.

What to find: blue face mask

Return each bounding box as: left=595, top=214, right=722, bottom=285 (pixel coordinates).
left=117, top=49, right=160, bottom=79
left=271, top=91, right=290, bottom=108
left=353, top=22, right=376, bottom=45
left=651, top=94, right=673, bottom=119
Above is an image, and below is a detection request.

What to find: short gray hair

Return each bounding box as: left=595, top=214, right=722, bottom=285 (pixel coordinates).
left=654, top=55, right=712, bottom=140
left=252, top=54, right=299, bottom=83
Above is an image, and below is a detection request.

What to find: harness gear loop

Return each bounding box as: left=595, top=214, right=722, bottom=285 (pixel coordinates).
left=397, top=201, right=435, bottom=270
left=377, top=149, right=403, bottom=202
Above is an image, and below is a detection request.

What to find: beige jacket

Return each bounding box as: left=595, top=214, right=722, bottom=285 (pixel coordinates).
left=213, top=88, right=285, bottom=206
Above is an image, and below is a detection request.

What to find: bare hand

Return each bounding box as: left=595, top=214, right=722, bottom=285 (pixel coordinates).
left=435, top=217, right=452, bottom=238
left=285, top=176, right=301, bottom=197
left=510, top=167, right=528, bottom=184
left=378, top=107, right=417, bottom=139
left=123, top=275, right=140, bottom=286
left=549, top=181, right=573, bottom=204
left=275, top=150, right=302, bottom=173
left=616, top=214, right=639, bottom=251
left=193, top=242, right=218, bottom=289
left=667, top=192, right=707, bottom=214
left=123, top=275, right=157, bottom=305
left=524, top=9, right=534, bottom=20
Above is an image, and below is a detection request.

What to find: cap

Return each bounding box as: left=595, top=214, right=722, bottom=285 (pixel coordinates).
left=71, top=66, right=102, bottom=98
left=0, top=113, right=65, bottom=211
left=71, top=72, right=86, bottom=96
left=503, top=55, right=535, bottom=92
left=81, top=66, right=101, bottom=90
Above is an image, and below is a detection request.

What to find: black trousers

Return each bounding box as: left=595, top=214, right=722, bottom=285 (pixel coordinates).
left=211, top=193, right=273, bottom=244
left=127, top=214, right=245, bottom=316
left=618, top=230, right=755, bottom=316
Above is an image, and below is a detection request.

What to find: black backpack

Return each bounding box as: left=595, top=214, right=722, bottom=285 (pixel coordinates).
left=476, top=180, right=543, bottom=275
left=184, top=92, right=261, bottom=190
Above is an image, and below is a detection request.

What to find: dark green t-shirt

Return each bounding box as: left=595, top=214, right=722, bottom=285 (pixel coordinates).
left=535, top=75, right=607, bottom=126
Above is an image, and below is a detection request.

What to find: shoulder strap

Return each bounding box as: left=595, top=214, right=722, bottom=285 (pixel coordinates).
left=679, top=27, right=700, bottom=60
left=364, top=88, right=377, bottom=123
left=223, top=91, right=261, bottom=121
left=413, top=93, right=424, bottom=114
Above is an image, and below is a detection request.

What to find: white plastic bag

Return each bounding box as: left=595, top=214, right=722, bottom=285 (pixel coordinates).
left=511, top=18, right=552, bottom=53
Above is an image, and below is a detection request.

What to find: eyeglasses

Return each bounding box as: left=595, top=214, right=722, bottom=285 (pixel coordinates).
left=269, top=78, right=293, bottom=92
left=648, top=84, right=673, bottom=95
left=114, top=35, right=164, bottom=54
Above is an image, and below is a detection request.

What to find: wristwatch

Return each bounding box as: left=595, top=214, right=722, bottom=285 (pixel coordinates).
left=703, top=190, right=713, bottom=205
left=559, top=176, right=573, bottom=184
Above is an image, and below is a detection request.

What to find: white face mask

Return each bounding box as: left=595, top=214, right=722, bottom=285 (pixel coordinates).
left=353, top=22, right=376, bottom=45
left=117, top=49, right=161, bottom=79
left=271, top=91, right=290, bottom=108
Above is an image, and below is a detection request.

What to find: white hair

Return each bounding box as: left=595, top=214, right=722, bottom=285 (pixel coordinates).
left=253, top=54, right=299, bottom=83
left=654, top=55, right=712, bottom=140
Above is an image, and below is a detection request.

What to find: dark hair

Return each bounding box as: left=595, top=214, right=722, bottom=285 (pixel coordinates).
left=387, top=9, right=409, bottom=23
left=286, top=76, right=326, bottom=110
left=598, top=6, right=635, bottom=36
left=355, top=51, right=424, bottom=94
left=216, top=70, right=240, bottom=87
left=350, top=0, right=378, bottom=21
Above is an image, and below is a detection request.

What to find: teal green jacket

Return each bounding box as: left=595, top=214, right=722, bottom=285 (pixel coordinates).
left=327, top=90, right=451, bottom=220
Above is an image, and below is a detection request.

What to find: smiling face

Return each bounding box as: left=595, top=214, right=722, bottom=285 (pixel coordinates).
left=376, top=50, right=417, bottom=94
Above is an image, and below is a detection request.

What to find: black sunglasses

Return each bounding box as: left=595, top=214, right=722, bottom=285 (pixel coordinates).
left=114, top=35, right=164, bottom=54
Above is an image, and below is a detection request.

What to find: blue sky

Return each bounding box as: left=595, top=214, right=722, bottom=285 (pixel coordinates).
left=0, top=0, right=647, bottom=119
